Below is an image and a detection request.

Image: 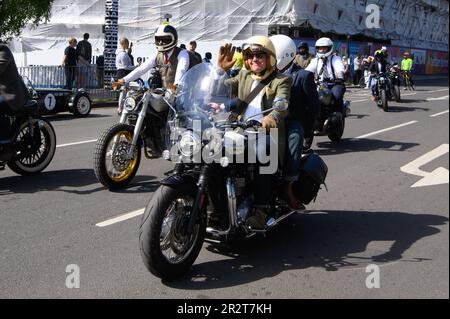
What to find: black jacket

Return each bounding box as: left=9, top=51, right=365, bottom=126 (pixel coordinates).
left=369, top=60, right=388, bottom=74
left=288, top=65, right=320, bottom=136
left=0, top=44, right=29, bottom=113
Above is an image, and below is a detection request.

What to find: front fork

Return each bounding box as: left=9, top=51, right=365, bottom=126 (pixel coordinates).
left=187, top=166, right=209, bottom=234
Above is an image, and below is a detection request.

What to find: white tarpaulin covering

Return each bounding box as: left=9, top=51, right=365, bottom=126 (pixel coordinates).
left=11, top=0, right=449, bottom=63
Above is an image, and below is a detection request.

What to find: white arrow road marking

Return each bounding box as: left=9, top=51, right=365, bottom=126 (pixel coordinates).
left=96, top=208, right=145, bottom=227
left=426, top=95, right=449, bottom=101
left=400, top=144, right=449, bottom=188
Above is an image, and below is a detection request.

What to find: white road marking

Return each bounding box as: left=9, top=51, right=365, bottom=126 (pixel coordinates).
left=430, top=110, right=449, bottom=117
left=56, top=139, right=97, bottom=148
left=400, top=144, right=449, bottom=188
left=355, top=121, right=418, bottom=139
left=427, top=88, right=449, bottom=93
left=351, top=99, right=368, bottom=103
left=96, top=208, right=145, bottom=227
left=401, top=93, right=417, bottom=97
left=426, top=95, right=449, bottom=101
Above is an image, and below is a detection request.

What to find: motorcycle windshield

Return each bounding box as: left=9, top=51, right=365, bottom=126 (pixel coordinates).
left=174, top=63, right=231, bottom=114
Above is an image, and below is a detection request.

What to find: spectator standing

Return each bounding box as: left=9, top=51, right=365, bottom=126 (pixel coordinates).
left=116, top=37, right=136, bottom=79
left=203, top=52, right=212, bottom=63
left=76, top=33, right=92, bottom=88
left=342, top=56, right=351, bottom=83
left=229, top=46, right=243, bottom=77
left=188, top=41, right=202, bottom=64
left=95, top=53, right=104, bottom=88
left=61, top=37, right=78, bottom=90
left=353, top=55, right=362, bottom=85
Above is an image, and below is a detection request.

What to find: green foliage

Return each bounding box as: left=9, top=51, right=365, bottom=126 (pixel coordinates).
left=0, top=0, right=54, bottom=40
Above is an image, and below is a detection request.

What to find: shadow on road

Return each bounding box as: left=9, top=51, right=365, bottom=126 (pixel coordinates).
left=163, top=210, right=447, bottom=289
left=0, top=169, right=158, bottom=195
left=314, top=138, right=419, bottom=156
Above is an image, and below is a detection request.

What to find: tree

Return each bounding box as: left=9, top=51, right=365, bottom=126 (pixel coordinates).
left=0, top=0, right=54, bottom=40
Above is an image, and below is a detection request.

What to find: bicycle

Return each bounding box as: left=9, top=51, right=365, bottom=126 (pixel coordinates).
left=402, top=71, right=415, bottom=91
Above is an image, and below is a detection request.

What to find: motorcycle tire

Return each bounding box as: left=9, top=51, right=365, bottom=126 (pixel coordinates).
left=139, top=185, right=206, bottom=280
left=328, top=116, right=345, bottom=142
left=93, top=123, right=141, bottom=189
left=7, top=119, right=56, bottom=175
left=394, top=85, right=401, bottom=102
left=381, top=89, right=388, bottom=112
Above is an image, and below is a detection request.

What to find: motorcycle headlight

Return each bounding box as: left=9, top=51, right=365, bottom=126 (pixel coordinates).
left=124, top=97, right=137, bottom=112
left=178, top=131, right=201, bottom=157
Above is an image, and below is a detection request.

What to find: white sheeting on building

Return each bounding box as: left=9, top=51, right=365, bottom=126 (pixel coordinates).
left=11, top=0, right=449, bottom=62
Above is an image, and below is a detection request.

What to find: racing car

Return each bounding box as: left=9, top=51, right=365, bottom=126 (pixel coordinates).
left=22, top=76, right=92, bottom=117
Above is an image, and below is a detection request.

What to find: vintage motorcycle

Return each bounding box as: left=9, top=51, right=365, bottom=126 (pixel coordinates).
left=387, top=64, right=401, bottom=102
left=0, top=94, right=56, bottom=175
left=372, top=73, right=390, bottom=112
left=138, top=64, right=328, bottom=279
left=313, top=81, right=350, bottom=142
left=93, top=71, right=173, bottom=189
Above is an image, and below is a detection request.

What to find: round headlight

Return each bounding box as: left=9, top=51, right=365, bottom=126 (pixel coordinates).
left=178, top=131, right=201, bottom=157
left=124, top=97, right=137, bottom=112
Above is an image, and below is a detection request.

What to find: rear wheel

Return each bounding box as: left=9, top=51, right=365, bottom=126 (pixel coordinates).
left=139, top=185, right=206, bottom=280
left=328, top=116, right=345, bottom=142
left=93, top=123, right=141, bottom=189
left=394, top=85, right=401, bottom=102
left=8, top=119, right=56, bottom=175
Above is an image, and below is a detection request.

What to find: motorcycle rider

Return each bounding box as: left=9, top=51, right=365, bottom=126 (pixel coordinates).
left=0, top=42, right=29, bottom=160
left=369, top=50, right=388, bottom=102
left=112, top=23, right=196, bottom=91
left=305, top=37, right=346, bottom=126
left=294, top=41, right=314, bottom=69
left=210, top=36, right=292, bottom=229
left=269, top=34, right=320, bottom=210
left=401, top=52, right=415, bottom=90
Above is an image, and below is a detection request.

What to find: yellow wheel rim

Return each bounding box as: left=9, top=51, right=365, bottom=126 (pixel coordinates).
left=105, top=130, right=139, bottom=182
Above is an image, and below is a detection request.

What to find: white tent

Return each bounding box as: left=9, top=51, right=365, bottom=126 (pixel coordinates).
left=11, top=0, right=449, bottom=66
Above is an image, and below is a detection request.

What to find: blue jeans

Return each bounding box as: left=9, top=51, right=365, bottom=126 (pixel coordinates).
left=284, top=119, right=304, bottom=182
left=253, top=134, right=275, bottom=208
left=370, top=79, right=377, bottom=96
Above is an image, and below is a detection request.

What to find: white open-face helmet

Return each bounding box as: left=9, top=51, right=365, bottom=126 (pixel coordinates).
left=315, top=37, right=334, bottom=58
left=154, top=23, right=178, bottom=52
left=269, top=34, right=296, bottom=71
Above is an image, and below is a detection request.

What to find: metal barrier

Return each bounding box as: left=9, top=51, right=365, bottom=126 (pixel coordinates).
left=17, top=65, right=116, bottom=100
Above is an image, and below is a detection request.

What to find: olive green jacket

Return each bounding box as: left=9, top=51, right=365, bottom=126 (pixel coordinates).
left=224, top=69, right=292, bottom=166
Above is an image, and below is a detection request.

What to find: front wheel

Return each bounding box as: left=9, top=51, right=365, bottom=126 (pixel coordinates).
left=93, top=123, right=141, bottom=189
left=381, top=89, right=388, bottom=112
left=139, top=185, right=206, bottom=280
left=8, top=119, right=56, bottom=175
left=394, top=85, right=401, bottom=102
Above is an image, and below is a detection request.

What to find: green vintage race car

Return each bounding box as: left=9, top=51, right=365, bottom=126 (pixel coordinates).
left=22, top=76, right=92, bottom=117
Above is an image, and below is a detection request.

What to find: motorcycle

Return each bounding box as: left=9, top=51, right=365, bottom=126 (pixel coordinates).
left=93, top=71, right=174, bottom=189
left=387, top=65, right=401, bottom=102
left=372, top=73, right=389, bottom=112
left=138, top=64, right=328, bottom=279
left=0, top=98, right=56, bottom=175
left=313, top=81, right=350, bottom=142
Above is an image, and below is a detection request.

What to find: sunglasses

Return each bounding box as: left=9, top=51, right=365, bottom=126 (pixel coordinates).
left=245, top=52, right=267, bottom=60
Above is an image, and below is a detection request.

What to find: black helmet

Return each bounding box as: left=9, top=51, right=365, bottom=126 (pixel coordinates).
left=154, top=23, right=178, bottom=52
left=298, top=41, right=309, bottom=51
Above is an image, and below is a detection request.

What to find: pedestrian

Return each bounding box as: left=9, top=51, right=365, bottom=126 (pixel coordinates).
left=95, top=53, right=104, bottom=88
left=353, top=55, right=362, bottom=85
left=188, top=40, right=202, bottom=64
left=61, top=37, right=78, bottom=90
left=203, top=52, right=212, bottom=63
left=229, top=46, right=243, bottom=77
left=293, top=41, right=314, bottom=69
left=76, top=33, right=92, bottom=88
left=342, top=56, right=351, bottom=83
left=116, top=37, right=135, bottom=79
